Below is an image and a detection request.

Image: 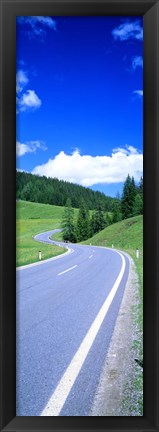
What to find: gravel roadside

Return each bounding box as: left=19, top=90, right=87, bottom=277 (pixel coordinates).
left=89, top=253, right=143, bottom=416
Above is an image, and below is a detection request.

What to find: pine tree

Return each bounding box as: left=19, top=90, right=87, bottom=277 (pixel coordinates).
left=105, top=212, right=113, bottom=226
left=16, top=170, right=116, bottom=211
left=90, top=211, right=96, bottom=237
left=61, top=198, right=77, bottom=242
left=121, top=174, right=136, bottom=219
left=112, top=192, right=122, bottom=223
left=133, top=193, right=143, bottom=216
left=77, top=199, right=90, bottom=241
left=139, top=176, right=143, bottom=195
left=138, top=176, right=143, bottom=213
left=90, top=201, right=106, bottom=235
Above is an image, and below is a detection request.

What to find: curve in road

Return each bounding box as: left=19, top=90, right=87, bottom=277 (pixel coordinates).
left=16, top=230, right=129, bottom=416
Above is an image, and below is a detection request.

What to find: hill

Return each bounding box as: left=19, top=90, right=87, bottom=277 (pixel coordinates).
left=81, top=214, right=143, bottom=302
left=16, top=199, right=74, bottom=221
left=82, top=215, right=143, bottom=254
left=16, top=170, right=116, bottom=211
left=81, top=215, right=143, bottom=305
left=16, top=200, right=74, bottom=267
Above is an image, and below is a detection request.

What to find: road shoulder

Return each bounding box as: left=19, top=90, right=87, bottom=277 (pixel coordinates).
left=89, top=254, right=143, bottom=416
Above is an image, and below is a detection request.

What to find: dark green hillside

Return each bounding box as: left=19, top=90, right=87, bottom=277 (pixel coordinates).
left=16, top=170, right=115, bottom=211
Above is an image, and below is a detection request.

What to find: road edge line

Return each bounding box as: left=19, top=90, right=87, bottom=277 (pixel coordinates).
left=40, top=250, right=126, bottom=416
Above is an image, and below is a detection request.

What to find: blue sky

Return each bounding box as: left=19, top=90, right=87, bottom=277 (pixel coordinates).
left=16, top=16, right=143, bottom=197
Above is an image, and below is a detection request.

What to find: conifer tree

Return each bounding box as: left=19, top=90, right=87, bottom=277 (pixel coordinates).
left=77, top=199, right=90, bottom=241
left=133, top=193, right=143, bottom=216
left=138, top=176, right=143, bottom=213
left=105, top=212, right=113, bottom=226
left=121, top=174, right=136, bottom=219
left=90, top=201, right=106, bottom=235
left=61, top=198, right=77, bottom=242
left=90, top=211, right=96, bottom=237
left=139, top=176, right=143, bottom=195
left=112, top=192, right=122, bottom=223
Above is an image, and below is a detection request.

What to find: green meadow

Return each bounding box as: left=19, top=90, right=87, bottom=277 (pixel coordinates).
left=81, top=215, right=143, bottom=338
left=16, top=200, right=69, bottom=267
left=82, top=215, right=143, bottom=259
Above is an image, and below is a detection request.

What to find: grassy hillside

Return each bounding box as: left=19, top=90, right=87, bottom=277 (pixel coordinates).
left=82, top=214, right=143, bottom=319
left=16, top=170, right=115, bottom=211
left=81, top=215, right=143, bottom=314
left=16, top=200, right=75, bottom=267
left=82, top=215, right=142, bottom=254
left=16, top=200, right=67, bottom=221
left=16, top=200, right=95, bottom=266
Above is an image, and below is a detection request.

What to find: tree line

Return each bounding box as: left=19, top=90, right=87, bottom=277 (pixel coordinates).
left=16, top=170, right=115, bottom=211
left=62, top=174, right=143, bottom=242
left=16, top=170, right=143, bottom=242
left=62, top=198, right=112, bottom=242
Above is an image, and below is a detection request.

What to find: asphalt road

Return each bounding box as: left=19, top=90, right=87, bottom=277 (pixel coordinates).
left=16, top=230, right=129, bottom=416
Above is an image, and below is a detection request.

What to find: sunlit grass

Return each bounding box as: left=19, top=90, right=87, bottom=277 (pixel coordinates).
left=16, top=201, right=67, bottom=267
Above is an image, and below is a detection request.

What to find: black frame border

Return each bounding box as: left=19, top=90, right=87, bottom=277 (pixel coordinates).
left=0, top=0, right=159, bottom=431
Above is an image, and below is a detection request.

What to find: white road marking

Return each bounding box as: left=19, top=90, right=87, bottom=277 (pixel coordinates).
left=58, top=265, right=77, bottom=276
left=40, top=251, right=126, bottom=416
left=89, top=255, right=93, bottom=259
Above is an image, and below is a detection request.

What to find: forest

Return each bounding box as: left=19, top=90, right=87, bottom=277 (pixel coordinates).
left=16, top=171, right=143, bottom=243
left=16, top=170, right=115, bottom=211
left=62, top=174, right=143, bottom=242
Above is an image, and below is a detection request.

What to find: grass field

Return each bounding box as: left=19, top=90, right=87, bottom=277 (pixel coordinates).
left=16, top=200, right=92, bottom=266
left=16, top=200, right=70, bottom=267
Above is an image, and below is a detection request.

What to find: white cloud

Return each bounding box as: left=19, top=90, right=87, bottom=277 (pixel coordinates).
left=17, top=16, right=56, bottom=39
left=20, top=89, right=41, bottom=109
left=16, top=69, right=42, bottom=113
left=113, top=145, right=138, bottom=155
left=126, top=145, right=138, bottom=155
left=16, top=168, right=29, bottom=173
left=132, top=56, right=143, bottom=71
left=16, top=140, right=47, bottom=157
left=32, top=147, right=143, bottom=186
left=17, top=89, right=42, bottom=113
left=133, top=90, right=143, bottom=97
left=112, top=20, right=143, bottom=41
left=16, top=70, right=28, bottom=93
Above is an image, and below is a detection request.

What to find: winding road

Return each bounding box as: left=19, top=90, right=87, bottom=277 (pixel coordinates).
left=16, top=230, right=129, bottom=416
